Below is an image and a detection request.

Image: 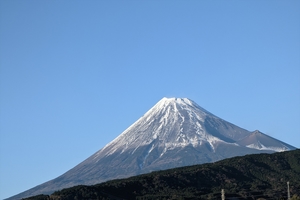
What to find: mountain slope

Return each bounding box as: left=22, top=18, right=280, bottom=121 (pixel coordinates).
left=25, top=149, right=300, bottom=200
left=8, top=97, right=296, bottom=200
left=237, top=130, right=295, bottom=151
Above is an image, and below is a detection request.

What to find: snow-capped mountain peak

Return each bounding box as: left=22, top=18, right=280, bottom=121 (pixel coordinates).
left=7, top=97, right=296, bottom=200
left=96, top=97, right=212, bottom=158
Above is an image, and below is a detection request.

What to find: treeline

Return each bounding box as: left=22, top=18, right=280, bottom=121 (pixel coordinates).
left=23, top=149, right=300, bottom=200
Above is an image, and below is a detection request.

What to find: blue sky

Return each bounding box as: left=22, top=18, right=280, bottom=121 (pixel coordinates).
left=0, top=1, right=299, bottom=199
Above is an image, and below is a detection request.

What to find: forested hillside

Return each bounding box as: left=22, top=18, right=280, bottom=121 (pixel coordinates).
left=24, top=149, right=300, bottom=200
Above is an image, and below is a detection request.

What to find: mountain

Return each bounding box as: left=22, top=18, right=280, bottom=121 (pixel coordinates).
left=23, top=149, right=300, bottom=200
left=7, top=97, right=296, bottom=200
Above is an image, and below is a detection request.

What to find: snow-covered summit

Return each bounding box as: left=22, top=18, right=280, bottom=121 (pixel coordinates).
left=96, top=97, right=214, bottom=158
left=156, top=97, right=194, bottom=106
left=150, top=97, right=210, bottom=114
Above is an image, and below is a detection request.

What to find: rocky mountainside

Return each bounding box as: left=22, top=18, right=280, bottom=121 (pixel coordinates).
left=8, top=97, right=296, bottom=200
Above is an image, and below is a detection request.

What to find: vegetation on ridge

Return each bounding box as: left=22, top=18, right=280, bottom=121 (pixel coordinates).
left=24, top=149, right=300, bottom=200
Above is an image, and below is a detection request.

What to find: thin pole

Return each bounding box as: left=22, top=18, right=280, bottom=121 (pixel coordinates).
left=221, top=189, right=225, bottom=200
left=287, top=181, right=290, bottom=200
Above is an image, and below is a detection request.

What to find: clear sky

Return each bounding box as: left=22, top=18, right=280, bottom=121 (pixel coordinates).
left=0, top=1, right=299, bottom=199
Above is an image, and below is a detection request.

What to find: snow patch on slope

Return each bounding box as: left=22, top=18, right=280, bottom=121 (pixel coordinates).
left=246, top=141, right=290, bottom=152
